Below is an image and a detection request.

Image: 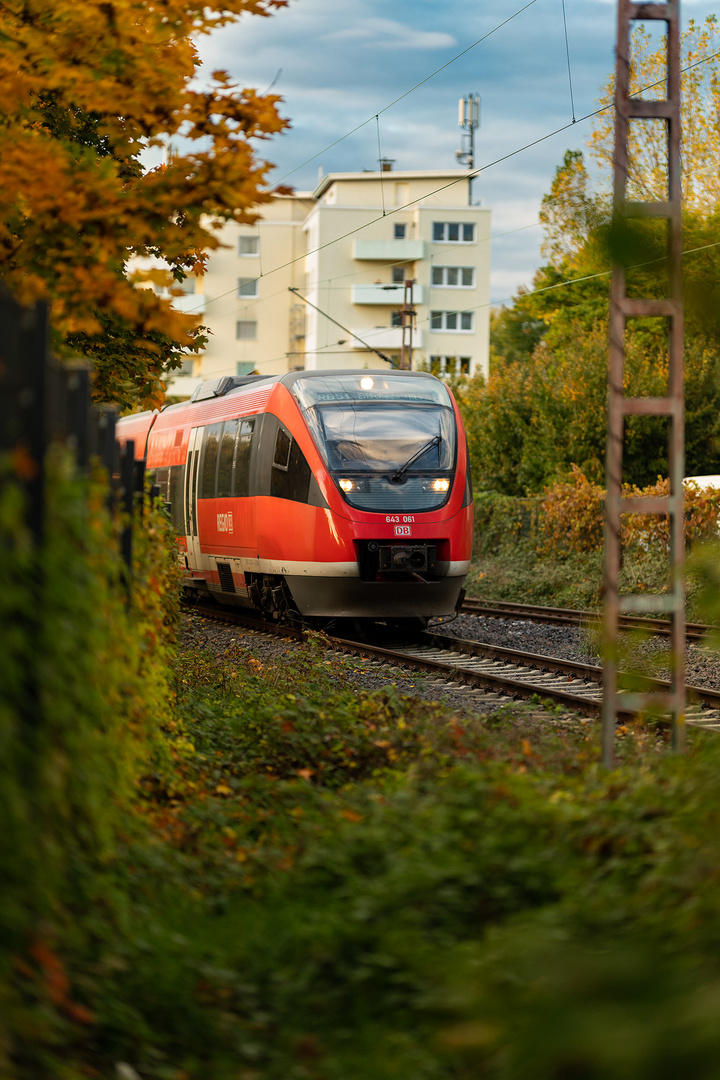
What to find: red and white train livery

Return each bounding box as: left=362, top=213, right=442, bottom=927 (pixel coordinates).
left=117, top=369, right=473, bottom=622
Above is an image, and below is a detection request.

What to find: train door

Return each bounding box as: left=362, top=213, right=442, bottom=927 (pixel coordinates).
left=184, top=427, right=204, bottom=569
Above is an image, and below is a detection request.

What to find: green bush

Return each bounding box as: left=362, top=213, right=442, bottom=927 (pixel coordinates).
left=0, top=448, right=179, bottom=1076
left=469, top=469, right=720, bottom=613
left=65, top=646, right=720, bottom=1080
left=6, top=442, right=720, bottom=1080
left=472, top=490, right=537, bottom=558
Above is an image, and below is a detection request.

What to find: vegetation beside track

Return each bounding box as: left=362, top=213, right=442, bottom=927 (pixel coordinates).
left=466, top=473, right=720, bottom=621
left=6, top=458, right=720, bottom=1079
left=15, top=628, right=720, bottom=1080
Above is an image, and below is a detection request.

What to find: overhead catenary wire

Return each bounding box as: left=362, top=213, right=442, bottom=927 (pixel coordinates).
left=561, top=0, right=576, bottom=122
left=265, top=10, right=718, bottom=197
left=288, top=287, right=395, bottom=366
left=185, top=166, right=720, bottom=357
left=266, top=0, right=541, bottom=190
left=249, top=233, right=720, bottom=370
left=181, top=109, right=601, bottom=320
left=376, top=116, right=386, bottom=217
left=181, top=42, right=720, bottom=325
left=291, top=235, right=720, bottom=354
left=175, top=44, right=720, bottom=358
left=186, top=219, right=543, bottom=331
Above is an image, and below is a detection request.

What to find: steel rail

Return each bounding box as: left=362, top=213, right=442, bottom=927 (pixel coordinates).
left=181, top=601, right=720, bottom=728
left=461, top=597, right=713, bottom=642
left=424, top=630, right=720, bottom=713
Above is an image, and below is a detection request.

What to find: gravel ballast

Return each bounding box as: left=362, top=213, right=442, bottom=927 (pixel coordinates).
left=436, top=612, right=720, bottom=691
left=178, top=607, right=720, bottom=724
left=179, top=612, right=504, bottom=718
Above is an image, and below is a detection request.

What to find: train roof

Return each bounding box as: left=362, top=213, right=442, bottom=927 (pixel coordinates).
left=188, top=367, right=441, bottom=405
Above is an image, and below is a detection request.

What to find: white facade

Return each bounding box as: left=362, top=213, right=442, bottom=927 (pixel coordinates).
left=167, top=168, right=490, bottom=397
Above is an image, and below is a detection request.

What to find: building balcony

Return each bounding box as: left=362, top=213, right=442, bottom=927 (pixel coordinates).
left=164, top=374, right=203, bottom=399
left=350, top=327, right=424, bottom=350
left=171, top=292, right=206, bottom=314
left=353, top=239, right=425, bottom=261
left=352, top=283, right=424, bottom=305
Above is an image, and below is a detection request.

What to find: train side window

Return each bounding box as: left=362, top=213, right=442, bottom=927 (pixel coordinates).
left=168, top=465, right=185, bottom=530
left=200, top=423, right=223, bottom=498
left=233, top=418, right=255, bottom=497
left=217, top=420, right=238, bottom=498
left=152, top=467, right=170, bottom=500
left=185, top=448, right=199, bottom=535
left=273, top=427, right=292, bottom=471
left=271, top=425, right=311, bottom=502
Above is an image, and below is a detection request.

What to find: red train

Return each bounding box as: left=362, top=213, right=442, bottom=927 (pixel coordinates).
left=117, top=369, right=473, bottom=625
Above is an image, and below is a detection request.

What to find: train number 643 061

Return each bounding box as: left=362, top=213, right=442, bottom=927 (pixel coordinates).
left=117, top=369, right=472, bottom=622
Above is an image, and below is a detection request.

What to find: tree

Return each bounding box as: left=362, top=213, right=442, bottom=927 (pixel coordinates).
left=588, top=15, right=720, bottom=215
left=0, top=0, right=289, bottom=408
left=489, top=294, right=546, bottom=370
left=498, top=13, right=720, bottom=358
left=463, top=321, right=720, bottom=496
left=538, top=150, right=599, bottom=270
left=484, top=16, right=720, bottom=495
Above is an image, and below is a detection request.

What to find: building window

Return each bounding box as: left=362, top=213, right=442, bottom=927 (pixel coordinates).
left=392, top=266, right=406, bottom=283
left=394, top=223, right=407, bottom=239
left=430, top=310, right=473, bottom=332
left=175, top=276, right=197, bottom=294
left=431, top=266, right=475, bottom=288
left=430, top=355, right=472, bottom=376
left=176, top=357, right=194, bottom=376
left=391, top=310, right=403, bottom=327
left=237, top=277, right=258, bottom=298
left=238, top=235, right=259, bottom=256
left=432, top=222, right=475, bottom=243
left=236, top=320, right=257, bottom=340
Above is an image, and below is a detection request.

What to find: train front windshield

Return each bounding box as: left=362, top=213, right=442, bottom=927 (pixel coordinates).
left=292, top=374, right=457, bottom=512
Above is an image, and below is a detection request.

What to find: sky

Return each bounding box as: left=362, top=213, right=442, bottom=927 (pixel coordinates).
left=197, top=0, right=711, bottom=306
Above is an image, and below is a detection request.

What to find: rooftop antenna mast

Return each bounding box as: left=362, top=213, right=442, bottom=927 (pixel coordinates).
left=457, top=93, right=480, bottom=203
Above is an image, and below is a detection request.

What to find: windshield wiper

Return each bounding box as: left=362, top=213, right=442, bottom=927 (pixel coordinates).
left=389, top=434, right=441, bottom=484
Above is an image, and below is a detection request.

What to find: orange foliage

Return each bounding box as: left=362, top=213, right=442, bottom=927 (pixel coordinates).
left=537, top=465, right=605, bottom=555
left=538, top=466, right=720, bottom=555
left=0, top=0, right=288, bottom=405
left=28, top=935, right=95, bottom=1025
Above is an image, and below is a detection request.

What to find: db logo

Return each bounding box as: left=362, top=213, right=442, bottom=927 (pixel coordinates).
left=217, top=512, right=234, bottom=534
left=394, top=525, right=412, bottom=537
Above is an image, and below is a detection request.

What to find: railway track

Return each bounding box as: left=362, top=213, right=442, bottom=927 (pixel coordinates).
left=461, top=597, right=715, bottom=643
left=183, top=601, right=720, bottom=731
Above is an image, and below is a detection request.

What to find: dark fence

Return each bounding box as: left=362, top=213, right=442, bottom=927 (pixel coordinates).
left=0, top=283, right=144, bottom=571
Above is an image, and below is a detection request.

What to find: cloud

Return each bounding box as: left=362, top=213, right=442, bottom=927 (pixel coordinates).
left=322, top=17, right=456, bottom=51
left=191, top=0, right=626, bottom=303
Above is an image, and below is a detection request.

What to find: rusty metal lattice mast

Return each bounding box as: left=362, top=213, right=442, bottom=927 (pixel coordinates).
left=399, top=279, right=415, bottom=371
left=603, top=0, right=684, bottom=766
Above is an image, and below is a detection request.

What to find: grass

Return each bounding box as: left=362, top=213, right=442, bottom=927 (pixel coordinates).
left=8, top=493, right=720, bottom=1080
left=466, top=530, right=717, bottom=623
left=465, top=536, right=606, bottom=609
left=12, top=628, right=720, bottom=1080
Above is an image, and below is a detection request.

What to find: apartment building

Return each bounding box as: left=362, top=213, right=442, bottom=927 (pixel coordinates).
left=167, top=166, right=490, bottom=396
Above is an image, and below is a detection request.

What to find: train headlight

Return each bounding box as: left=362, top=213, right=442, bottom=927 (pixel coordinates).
left=338, top=478, right=354, bottom=493
left=360, top=377, right=374, bottom=390
left=431, top=478, right=450, bottom=492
